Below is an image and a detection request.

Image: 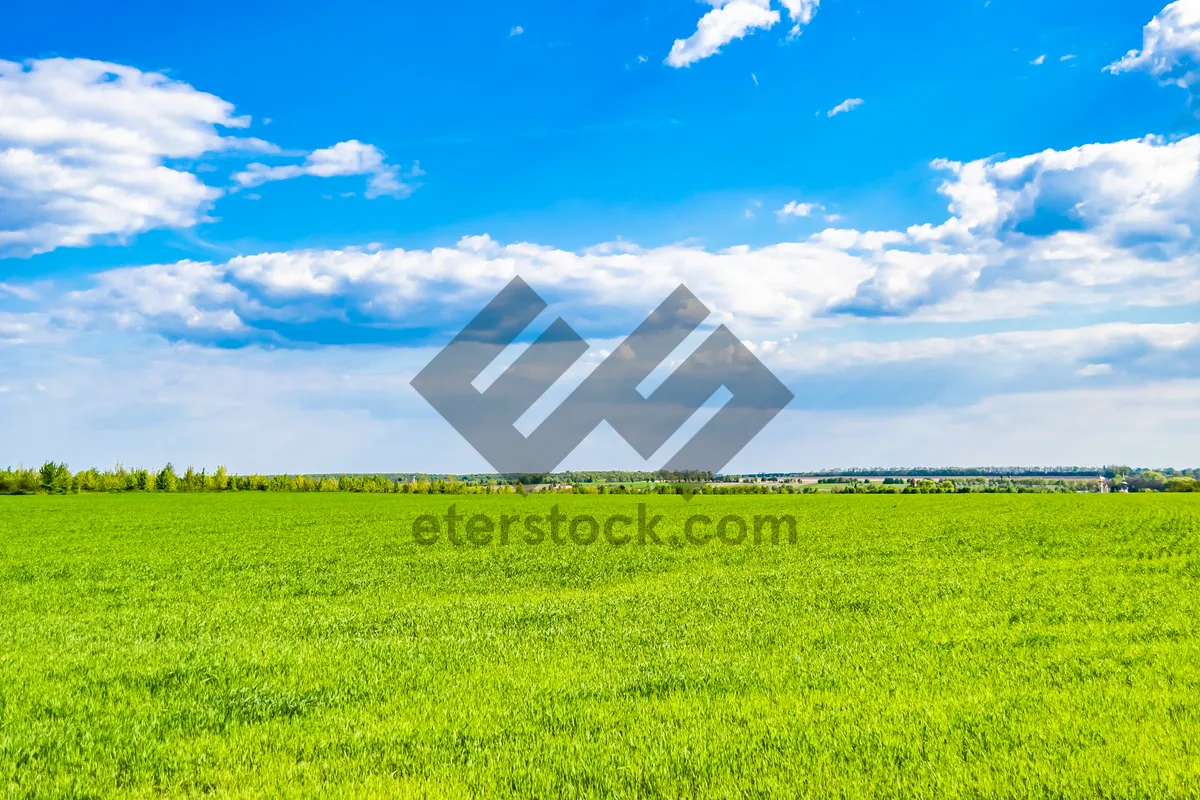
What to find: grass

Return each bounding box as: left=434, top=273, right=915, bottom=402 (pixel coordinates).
left=1, top=492, right=1198, bottom=798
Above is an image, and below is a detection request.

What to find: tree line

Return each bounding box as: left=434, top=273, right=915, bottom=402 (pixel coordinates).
left=745, top=466, right=1200, bottom=480
left=4, top=462, right=1198, bottom=496
left=0, top=463, right=725, bottom=496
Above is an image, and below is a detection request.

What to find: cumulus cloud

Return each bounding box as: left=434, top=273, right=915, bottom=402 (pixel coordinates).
left=11, top=126, right=1200, bottom=467
left=510, top=25, right=524, bottom=36
left=0, top=58, right=267, bottom=257
left=666, top=0, right=779, bottom=67
left=22, top=132, right=1194, bottom=345
left=65, top=260, right=249, bottom=340
left=665, top=0, right=819, bottom=67
left=1106, top=0, right=1200, bottom=88
left=6, top=129, right=1200, bottom=471
left=0, top=58, right=418, bottom=258
left=232, top=140, right=416, bottom=198
left=836, top=134, right=1200, bottom=318
left=53, top=230, right=924, bottom=347
left=827, top=98, right=863, bottom=116
left=778, top=0, right=820, bottom=36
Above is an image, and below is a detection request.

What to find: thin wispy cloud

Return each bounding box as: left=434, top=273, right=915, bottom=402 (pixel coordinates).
left=232, top=141, right=418, bottom=199
left=827, top=98, right=863, bottom=117
left=776, top=200, right=824, bottom=217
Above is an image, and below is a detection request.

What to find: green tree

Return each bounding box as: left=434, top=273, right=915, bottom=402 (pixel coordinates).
left=39, top=461, right=72, bottom=494
left=157, top=463, right=179, bottom=492
left=1127, top=471, right=1167, bottom=492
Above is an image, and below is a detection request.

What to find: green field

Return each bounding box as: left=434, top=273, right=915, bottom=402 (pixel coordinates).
left=2, top=493, right=1198, bottom=798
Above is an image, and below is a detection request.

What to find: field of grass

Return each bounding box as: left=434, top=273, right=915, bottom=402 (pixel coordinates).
left=1, top=493, right=1198, bottom=798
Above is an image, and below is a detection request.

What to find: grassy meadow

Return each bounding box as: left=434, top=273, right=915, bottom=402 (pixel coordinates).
left=1, top=492, right=1198, bottom=798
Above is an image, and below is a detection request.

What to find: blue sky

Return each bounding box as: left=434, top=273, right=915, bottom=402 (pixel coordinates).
left=3, top=0, right=1200, bottom=472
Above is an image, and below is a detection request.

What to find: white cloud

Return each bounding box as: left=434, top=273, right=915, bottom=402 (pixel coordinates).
left=13, top=120, right=1200, bottom=469
left=0, top=58, right=419, bottom=258
left=836, top=133, right=1200, bottom=319
left=827, top=97, right=863, bottom=116
left=1106, top=0, right=1200, bottom=88
left=776, top=200, right=824, bottom=217
left=1031, top=54, right=1046, bottom=65
left=1060, top=54, right=1077, bottom=61
left=52, top=232, right=899, bottom=344
left=73, top=260, right=249, bottom=334
left=1077, top=363, right=1113, bottom=377
left=667, top=0, right=779, bottom=67
left=0, top=57, right=264, bottom=257
left=0, top=282, right=37, bottom=301
left=665, top=0, right=820, bottom=67
left=44, top=131, right=1200, bottom=339
left=6, top=128, right=1200, bottom=472
left=778, top=0, right=820, bottom=36
left=232, top=140, right=415, bottom=199
left=510, top=25, right=524, bottom=36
